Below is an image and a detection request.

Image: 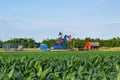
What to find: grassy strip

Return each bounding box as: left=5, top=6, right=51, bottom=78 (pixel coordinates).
left=0, top=51, right=120, bottom=60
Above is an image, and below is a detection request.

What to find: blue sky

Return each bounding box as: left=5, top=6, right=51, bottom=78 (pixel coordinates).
left=0, top=0, right=120, bottom=42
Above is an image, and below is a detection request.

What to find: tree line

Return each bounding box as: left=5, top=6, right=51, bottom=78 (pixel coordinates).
left=0, top=37, right=120, bottom=48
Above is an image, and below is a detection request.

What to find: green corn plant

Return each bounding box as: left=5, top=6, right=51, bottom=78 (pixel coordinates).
left=116, top=64, right=120, bottom=80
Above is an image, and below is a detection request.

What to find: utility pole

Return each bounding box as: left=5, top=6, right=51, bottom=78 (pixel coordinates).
left=28, top=39, right=29, bottom=51
left=72, top=34, right=75, bottom=48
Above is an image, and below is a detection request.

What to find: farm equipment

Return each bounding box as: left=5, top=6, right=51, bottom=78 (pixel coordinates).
left=14, top=43, right=24, bottom=51
left=53, top=32, right=72, bottom=49
left=85, top=42, right=99, bottom=50
left=2, top=43, right=23, bottom=51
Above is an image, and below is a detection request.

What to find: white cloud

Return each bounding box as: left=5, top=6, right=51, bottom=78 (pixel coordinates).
left=0, top=17, right=28, bottom=28
left=1, top=16, right=120, bottom=41
left=0, top=17, right=17, bottom=21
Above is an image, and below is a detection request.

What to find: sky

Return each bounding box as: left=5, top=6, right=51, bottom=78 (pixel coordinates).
left=0, top=0, right=120, bottom=42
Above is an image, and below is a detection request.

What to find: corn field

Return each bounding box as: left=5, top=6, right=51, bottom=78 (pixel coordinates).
left=0, top=52, right=120, bottom=80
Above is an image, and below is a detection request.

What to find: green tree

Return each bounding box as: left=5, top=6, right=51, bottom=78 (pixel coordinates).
left=0, top=40, right=3, bottom=48
left=41, top=39, right=56, bottom=48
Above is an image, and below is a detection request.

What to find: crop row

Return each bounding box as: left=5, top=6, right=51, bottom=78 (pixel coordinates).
left=0, top=55, right=120, bottom=80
